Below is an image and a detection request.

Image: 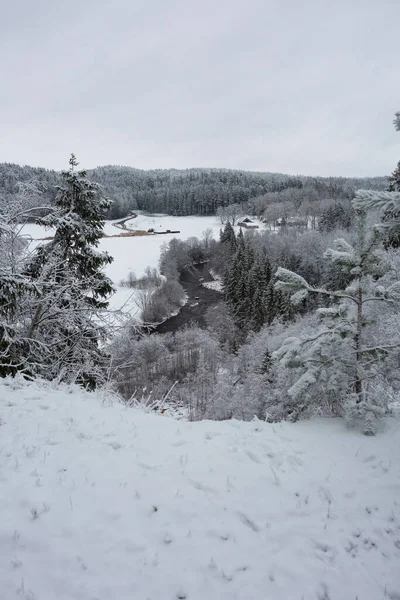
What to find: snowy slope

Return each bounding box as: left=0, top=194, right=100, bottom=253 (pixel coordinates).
left=1, top=378, right=399, bottom=600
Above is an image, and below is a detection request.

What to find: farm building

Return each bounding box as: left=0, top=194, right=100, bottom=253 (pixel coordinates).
left=238, top=218, right=259, bottom=229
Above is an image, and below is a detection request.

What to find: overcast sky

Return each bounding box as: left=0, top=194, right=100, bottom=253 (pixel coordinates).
left=1, top=0, right=399, bottom=176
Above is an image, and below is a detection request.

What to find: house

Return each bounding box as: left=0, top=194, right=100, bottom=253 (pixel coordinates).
left=238, top=218, right=259, bottom=229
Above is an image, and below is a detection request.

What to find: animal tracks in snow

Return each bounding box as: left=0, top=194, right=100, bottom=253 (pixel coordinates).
left=244, top=450, right=262, bottom=464
left=237, top=511, right=260, bottom=532
left=187, top=478, right=216, bottom=494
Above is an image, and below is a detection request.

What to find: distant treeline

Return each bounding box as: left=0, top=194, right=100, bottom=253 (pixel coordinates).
left=0, top=162, right=387, bottom=219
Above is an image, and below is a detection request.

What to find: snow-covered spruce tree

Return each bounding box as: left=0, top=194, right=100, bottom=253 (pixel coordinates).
left=223, top=228, right=294, bottom=331
left=26, top=155, right=114, bottom=389
left=248, top=250, right=272, bottom=330
left=319, top=202, right=354, bottom=233
left=354, top=188, right=400, bottom=249
left=273, top=210, right=400, bottom=433
left=388, top=160, right=400, bottom=193
left=353, top=112, right=400, bottom=248
left=219, top=221, right=237, bottom=248
left=223, top=228, right=246, bottom=315
left=382, top=158, right=400, bottom=248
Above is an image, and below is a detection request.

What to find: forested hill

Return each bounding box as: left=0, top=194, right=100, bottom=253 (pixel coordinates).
left=0, top=162, right=387, bottom=218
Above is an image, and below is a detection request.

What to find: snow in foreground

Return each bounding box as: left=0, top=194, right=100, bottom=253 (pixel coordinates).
left=1, top=379, right=399, bottom=600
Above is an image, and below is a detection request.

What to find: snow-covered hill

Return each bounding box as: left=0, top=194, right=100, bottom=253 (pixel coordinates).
left=0, top=378, right=399, bottom=600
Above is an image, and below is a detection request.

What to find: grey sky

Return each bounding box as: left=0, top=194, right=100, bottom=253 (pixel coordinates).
left=1, top=0, right=399, bottom=176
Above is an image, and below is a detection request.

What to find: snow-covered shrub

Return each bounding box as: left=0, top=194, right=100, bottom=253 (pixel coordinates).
left=110, top=326, right=222, bottom=419
left=120, top=270, right=137, bottom=288
left=345, top=396, right=386, bottom=436
left=141, top=279, right=185, bottom=325
left=120, top=267, right=162, bottom=290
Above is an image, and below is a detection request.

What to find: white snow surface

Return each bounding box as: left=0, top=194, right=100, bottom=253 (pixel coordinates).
left=202, top=276, right=223, bottom=293
left=1, top=378, right=400, bottom=600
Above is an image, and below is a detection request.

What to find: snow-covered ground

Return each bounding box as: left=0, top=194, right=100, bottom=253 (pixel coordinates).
left=1, top=378, right=399, bottom=600
left=202, top=276, right=223, bottom=293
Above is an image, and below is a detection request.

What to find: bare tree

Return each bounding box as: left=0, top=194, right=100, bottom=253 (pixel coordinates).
left=217, top=203, right=244, bottom=225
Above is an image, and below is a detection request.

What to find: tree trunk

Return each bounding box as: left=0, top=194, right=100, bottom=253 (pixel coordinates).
left=354, top=280, right=363, bottom=403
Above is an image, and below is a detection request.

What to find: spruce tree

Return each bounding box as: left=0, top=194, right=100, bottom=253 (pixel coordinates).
left=388, top=161, right=400, bottom=192
left=384, top=160, right=400, bottom=248
left=223, top=229, right=246, bottom=311
left=264, top=281, right=276, bottom=325
left=247, top=252, right=272, bottom=330
left=223, top=230, right=257, bottom=328
left=260, top=248, right=272, bottom=285
left=219, top=221, right=236, bottom=249
left=27, top=155, right=114, bottom=388
left=237, top=242, right=256, bottom=324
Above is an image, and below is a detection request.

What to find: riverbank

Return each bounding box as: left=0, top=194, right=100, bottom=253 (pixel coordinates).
left=154, top=264, right=222, bottom=334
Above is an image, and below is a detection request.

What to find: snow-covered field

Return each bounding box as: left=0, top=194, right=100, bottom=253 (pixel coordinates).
left=20, top=214, right=237, bottom=314
left=1, top=378, right=399, bottom=600
left=102, top=214, right=225, bottom=281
